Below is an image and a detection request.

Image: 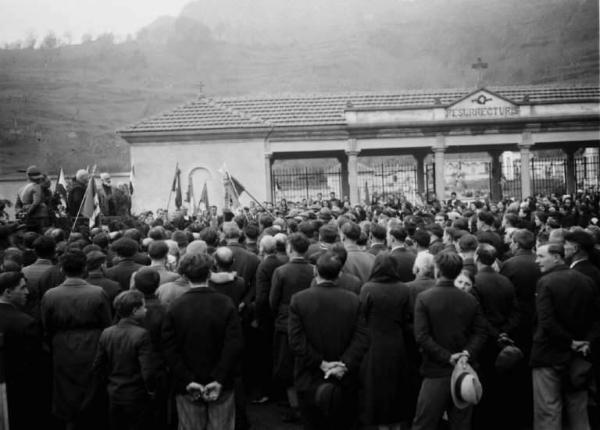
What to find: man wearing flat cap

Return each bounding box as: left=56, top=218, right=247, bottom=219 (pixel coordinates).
left=15, top=165, right=50, bottom=232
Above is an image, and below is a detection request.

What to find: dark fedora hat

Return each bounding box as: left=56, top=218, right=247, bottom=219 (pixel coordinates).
left=314, top=381, right=343, bottom=417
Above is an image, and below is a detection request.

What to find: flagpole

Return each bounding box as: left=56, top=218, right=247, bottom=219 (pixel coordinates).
left=71, top=166, right=97, bottom=232
left=166, top=163, right=178, bottom=214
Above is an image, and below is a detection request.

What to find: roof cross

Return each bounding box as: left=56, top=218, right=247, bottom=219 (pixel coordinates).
left=472, top=57, right=488, bottom=87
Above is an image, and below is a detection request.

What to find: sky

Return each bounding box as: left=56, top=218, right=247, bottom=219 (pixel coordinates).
left=0, top=0, right=190, bottom=44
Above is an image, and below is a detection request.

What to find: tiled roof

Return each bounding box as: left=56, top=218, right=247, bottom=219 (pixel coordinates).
left=121, top=84, right=600, bottom=133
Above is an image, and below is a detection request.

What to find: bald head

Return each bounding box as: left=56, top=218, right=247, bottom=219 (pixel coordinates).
left=260, top=235, right=276, bottom=255
left=214, top=247, right=234, bottom=270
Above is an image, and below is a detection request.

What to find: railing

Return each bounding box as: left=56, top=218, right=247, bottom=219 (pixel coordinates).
left=271, top=166, right=342, bottom=203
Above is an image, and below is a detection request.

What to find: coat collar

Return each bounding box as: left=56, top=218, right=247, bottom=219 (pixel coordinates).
left=61, top=277, right=89, bottom=287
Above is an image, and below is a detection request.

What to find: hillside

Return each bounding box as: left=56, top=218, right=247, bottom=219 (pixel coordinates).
left=0, top=0, right=597, bottom=176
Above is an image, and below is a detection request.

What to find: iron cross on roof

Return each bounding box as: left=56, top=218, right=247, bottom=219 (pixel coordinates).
left=472, top=57, right=488, bottom=87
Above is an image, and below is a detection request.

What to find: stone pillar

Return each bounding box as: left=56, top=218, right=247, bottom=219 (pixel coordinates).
left=345, top=139, right=360, bottom=206
left=264, top=153, right=273, bottom=203
left=489, top=150, right=503, bottom=202
left=433, top=134, right=446, bottom=201
left=564, top=147, right=577, bottom=195
left=518, top=132, right=533, bottom=198
left=414, top=152, right=426, bottom=195
left=339, top=155, right=350, bottom=201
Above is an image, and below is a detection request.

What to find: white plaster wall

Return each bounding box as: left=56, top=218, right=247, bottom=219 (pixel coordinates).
left=130, top=138, right=266, bottom=214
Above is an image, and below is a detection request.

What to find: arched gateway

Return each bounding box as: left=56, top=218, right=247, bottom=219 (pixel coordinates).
left=118, top=85, right=599, bottom=213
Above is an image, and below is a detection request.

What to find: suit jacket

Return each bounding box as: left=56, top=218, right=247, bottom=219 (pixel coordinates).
left=571, top=259, right=600, bottom=291
left=414, top=279, right=487, bottom=378
left=209, top=272, right=247, bottom=307
left=86, top=271, right=122, bottom=305
left=343, top=243, right=376, bottom=284
left=288, top=281, right=369, bottom=392
left=227, top=242, right=260, bottom=308
left=530, top=265, right=600, bottom=367
left=0, top=302, right=42, bottom=429
left=162, top=287, right=243, bottom=393
left=22, top=258, right=54, bottom=320
left=41, top=278, right=112, bottom=420
left=367, top=243, right=387, bottom=256
left=390, top=246, right=416, bottom=283
left=106, top=259, right=144, bottom=291
left=500, top=250, right=541, bottom=352
left=270, top=258, right=314, bottom=332
left=255, top=254, right=286, bottom=327
left=473, top=266, right=519, bottom=338
left=67, top=181, right=86, bottom=218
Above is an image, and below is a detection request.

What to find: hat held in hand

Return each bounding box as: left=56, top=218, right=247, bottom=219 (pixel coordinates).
left=451, top=360, right=483, bottom=409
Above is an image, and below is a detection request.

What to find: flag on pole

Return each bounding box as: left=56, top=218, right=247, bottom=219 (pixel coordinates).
left=81, top=176, right=100, bottom=228
left=172, top=166, right=182, bottom=210
left=186, top=177, right=195, bottom=213
left=228, top=174, right=245, bottom=197
left=54, top=168, right=68, bottom=208
left=199, top=182, right=209, bottom=210
left=129, top=164, right=135, bottom=195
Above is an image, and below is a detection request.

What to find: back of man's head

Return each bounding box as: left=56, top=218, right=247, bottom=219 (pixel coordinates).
left=475, top=243, right=497, bottom=266
left=341, top=222, right=361, bottom=242
left=458, top=234, right=478, bottom=253
left=512, top=229, right=535, bottom=250
left=148, top=240, right=169, bottom=260
left=223, top=222, right=241, bottom=240
left=134, top=267, right=160, bottom=296
left=33, top=236, right=56, bottom=260
left=478, top=211, right=495, bottom=227
left=260, top=235, right=277, bottom=255
left=434, top=251, right=463, bottom=280
left=178, top=253, right=213, bottom=283
left=370, top=223, right=387, bottom=241
left=244, top=223, right=260, bottom=241
left=85, top=250, right=107, bottom=271
left=114, top=290, right=144, bottom=319
left=316, top=251, right=343, bottom=281
left=388, top=226, right=408, bottom=242
left=92, top=233, right=110, bottom=249
left=60, top=250, right=87, bottom=277
left=319, top=224, right=338, bottom=244
left=413, top=230, right=431, bottom=248
left=111, top=238, right=139, bottom=258
left=288, top=233, right=310, bottom=255
left=214, top=247, right=234, bottom=271
left=564, top=230, right=595, bottom=255
left=426, top=223, right=444, bottom=239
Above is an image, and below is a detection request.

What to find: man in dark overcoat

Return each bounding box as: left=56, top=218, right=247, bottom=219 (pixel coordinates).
left=471, top=243, right=519, bottom=430
left=41, top=250, right=112, bottom=430
left=388, top=225, right=416, bottom=282
left=270, top=232, right=314, bottom=421
left=162, top=253, right=243, bottom=430
left=288, top=251, right=369, bottom=429
left=531, top=242, right=600, bottom=430
left=0, top=271, right=43, bottom=429
left=412, top=251, right=487, bottom=430
left=499, top=228, right=541, bottom=426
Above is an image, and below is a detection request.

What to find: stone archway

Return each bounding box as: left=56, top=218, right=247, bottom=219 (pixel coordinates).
left=187, top=166, right=213, bottom=213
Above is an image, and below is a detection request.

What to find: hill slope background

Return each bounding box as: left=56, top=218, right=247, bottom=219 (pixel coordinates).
left=0, top=0, right=597, bottom=175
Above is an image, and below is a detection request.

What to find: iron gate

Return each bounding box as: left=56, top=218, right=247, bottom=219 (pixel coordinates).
left=358, top=161, right=418, bottom=204
left=271, top=165, right=342, bottom=203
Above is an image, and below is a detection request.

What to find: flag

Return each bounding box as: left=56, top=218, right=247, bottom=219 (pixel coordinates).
left=172, top=166, right=182, bottom=210
left=81, top=176, right=100, bottom=228
left=186, top=177, right=195, bottom=213
left=129, top=164, right=135, bottom=195
left=54, top=168, right=68, bottom=208
left=199, top=182, right=209, bottom=210
left=228, top=174, right=245, bottom=197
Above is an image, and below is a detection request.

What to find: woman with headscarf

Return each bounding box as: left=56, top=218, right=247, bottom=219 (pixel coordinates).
left=359, top=252, right=416, bottom=430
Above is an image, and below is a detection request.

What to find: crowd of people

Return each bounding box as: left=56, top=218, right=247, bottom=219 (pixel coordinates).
left=1, top=166, right=600, bottom=430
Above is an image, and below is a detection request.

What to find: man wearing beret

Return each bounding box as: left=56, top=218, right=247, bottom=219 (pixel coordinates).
left=106, top=238, right=145, bottom=291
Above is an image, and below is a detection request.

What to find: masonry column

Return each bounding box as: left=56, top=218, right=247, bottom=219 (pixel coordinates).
left=518, top=132, right=533, bottom=198
left=345, top=139, right=360, bottom=206
left=564, top=147, right=578, bottom=195
left=433, top=134, right=446, bottom=201
left=414, top=152, right=427, bottom=195
left=489, top=149, right=503, bottom=202
left=264, top=153, right=273, bottom=203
